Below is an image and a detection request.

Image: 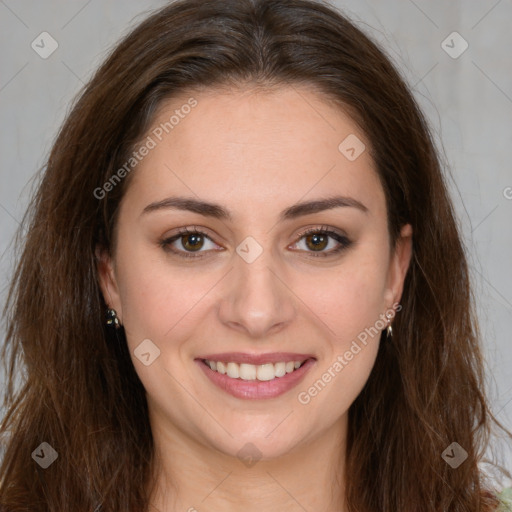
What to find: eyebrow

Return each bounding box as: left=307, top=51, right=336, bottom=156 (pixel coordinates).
left=141, top=195, right=368, bottom=222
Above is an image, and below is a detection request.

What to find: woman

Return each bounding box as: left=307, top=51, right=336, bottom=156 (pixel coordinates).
left=0, top=0, right=510, bottom=510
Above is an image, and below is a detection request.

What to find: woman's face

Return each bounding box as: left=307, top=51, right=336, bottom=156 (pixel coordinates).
left=98, top=85, right=412, bottom=460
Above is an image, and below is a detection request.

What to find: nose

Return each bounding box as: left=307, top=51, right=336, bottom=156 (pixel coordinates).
left=217, top=248, right=296, bottom=339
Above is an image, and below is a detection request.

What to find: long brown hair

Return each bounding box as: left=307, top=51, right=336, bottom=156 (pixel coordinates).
left=1, top=0, right=510, bottom=510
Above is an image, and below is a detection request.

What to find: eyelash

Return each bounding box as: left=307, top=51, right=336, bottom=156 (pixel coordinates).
left=159, top=225, right=352, bottom=260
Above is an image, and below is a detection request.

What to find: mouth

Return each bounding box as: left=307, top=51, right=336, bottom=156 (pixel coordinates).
left=194, top=352, right=316, bottom=400
left=202, top=358, right=308, bottom=380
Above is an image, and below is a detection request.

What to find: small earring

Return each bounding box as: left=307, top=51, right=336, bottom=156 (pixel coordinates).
left=106, top=308, right=121, bottom=329
left=385, top=312, right=393, bottom=340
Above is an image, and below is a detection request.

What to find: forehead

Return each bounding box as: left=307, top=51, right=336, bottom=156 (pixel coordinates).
left=122, top=85, right=385, bottom=222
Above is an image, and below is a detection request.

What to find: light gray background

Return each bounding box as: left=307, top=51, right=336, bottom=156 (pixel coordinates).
left=1, top=0, right=511, bottom=476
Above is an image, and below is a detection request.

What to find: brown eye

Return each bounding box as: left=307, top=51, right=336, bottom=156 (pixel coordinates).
left=304, top=232, right=329, bottom=251
left=292, top=227, right=352, bottom=258
left=181, top=233, right=205, bottom=252
left=159, top=227, right=220, bottom=259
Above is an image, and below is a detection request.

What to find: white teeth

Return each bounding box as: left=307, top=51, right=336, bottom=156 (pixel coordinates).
left=204, top=359, right=307, bottom=381
left=257, top=363, right=275, bottom=381
left=274, top=362, right=286, bottom=377
left=239, top=363, right=257, bottom=380
left=226, top=362, right=239, bottom=379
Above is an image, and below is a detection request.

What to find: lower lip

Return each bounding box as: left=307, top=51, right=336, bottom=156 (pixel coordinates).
left=195, top=358, right=316, bottom=400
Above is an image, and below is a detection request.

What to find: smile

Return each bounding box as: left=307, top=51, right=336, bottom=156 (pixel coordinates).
left=195, top=353, right=316, bottom=400
left=203, top=359, right=306, bottom=381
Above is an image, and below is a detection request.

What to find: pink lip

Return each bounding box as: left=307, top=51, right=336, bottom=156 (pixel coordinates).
left=194, top=357, right=316, bottom=400
left=196, top=352, right=315, bottom=365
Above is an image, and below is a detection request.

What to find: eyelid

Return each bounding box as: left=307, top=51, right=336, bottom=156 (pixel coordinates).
left=290, top=225, right=352, bottom=258
left=159, top=224, right=352, bottom=259
left=295, top=224, right=347, bottom=240
left=159, top=226, right=222, bottom=259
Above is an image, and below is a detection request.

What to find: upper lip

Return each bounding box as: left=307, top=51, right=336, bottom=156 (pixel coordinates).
left=197, top=352, right=316, bottom=365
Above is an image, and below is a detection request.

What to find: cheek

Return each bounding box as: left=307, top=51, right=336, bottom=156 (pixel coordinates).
left=307, top=340, right=380, bottom=421
left=296, top=281, right=383, bottom=421
left=113, top=240, right=212, bottom=345
left=300, top=249, right=388, bottom=413
left=295, top=254, right=389, bottom=341
left=120, top=272, right=213, bottom=346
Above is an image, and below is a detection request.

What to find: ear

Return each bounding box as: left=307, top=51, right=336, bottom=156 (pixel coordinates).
left=95, top=244, right=123, bottom=320
left=384, top=223, right=413, bottom=307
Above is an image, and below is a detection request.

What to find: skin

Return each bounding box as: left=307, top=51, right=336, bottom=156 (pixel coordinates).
left=97, top=85, right=413, bottom=512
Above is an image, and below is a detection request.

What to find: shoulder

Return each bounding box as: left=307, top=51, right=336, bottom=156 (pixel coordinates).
left=497, top=487, right=512, bottom=511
